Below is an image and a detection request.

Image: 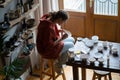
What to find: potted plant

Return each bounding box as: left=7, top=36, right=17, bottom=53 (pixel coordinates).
left=0, top=58, right=25, bottom=80
left=0, top=35, right=27, bottom=80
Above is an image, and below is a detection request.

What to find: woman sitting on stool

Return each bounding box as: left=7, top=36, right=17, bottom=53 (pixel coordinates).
left=36, top=10, right=75, bottom=74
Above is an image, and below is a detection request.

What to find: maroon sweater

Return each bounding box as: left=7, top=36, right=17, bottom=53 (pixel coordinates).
left=36, top=14, right=63, bottom=59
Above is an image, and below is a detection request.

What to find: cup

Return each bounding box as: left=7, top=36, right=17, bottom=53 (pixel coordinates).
left=98, top=58, right=104, bottom=67
left=68, top=48, right=75, bottom=61
left=103, top=41, right=108, bottom=50
left=98, top=46, right=103, bottom=53
left=109, top=43, right=113, bottom=48
left=112, top=48, right=118, bottom=54
left=80, top=54, right=89, bottom=64
left=91, top=35, right=99, bottom=44
left=112, top=48, right=118, bottom=57
left=89, top=57, right=96, bottom=66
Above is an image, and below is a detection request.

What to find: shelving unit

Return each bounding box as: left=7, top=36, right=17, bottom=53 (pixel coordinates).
left=10, top=3, right=39, bottom=27
left=0, top=0, right=40, bottom=79
left=0, top=0, right=12, bottom=8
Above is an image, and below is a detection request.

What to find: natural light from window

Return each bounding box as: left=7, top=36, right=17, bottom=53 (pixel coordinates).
left=51, top=0, right=59, bottom=11
left=94, top=0, right=118, bottom=16
left=63, top=0, right=86, bottom=12
left=63, top=0, right=118, bottom=16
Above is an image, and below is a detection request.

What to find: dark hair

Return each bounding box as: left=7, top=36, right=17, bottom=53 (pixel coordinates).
left=50, top=10, right=69, bottom=22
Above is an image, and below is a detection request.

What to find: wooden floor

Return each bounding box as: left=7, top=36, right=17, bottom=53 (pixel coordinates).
left=27, top=66, right=120, bottom=80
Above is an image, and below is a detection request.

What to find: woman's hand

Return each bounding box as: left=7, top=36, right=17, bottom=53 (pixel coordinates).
left=61, top=33, right=68, bottom=40
left=54, top=33, right=68, bottom=45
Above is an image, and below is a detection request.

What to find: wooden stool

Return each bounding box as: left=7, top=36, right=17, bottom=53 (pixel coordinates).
left=92, top=70, right=112, bottom=80
left=40, top=56, right=66, bottom=80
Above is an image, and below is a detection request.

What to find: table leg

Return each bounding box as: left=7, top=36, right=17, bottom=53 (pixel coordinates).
left=73, top=66, right=79, bottom=80
left=81, top=68, right=86, bottom=80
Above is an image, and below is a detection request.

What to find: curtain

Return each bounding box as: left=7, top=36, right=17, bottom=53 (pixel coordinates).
left=42, top=0, right=59, bottom=14
left=38, top=0, right=43, bottom=17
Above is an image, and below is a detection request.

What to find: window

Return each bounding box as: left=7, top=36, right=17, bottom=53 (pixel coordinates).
left=51, top=0, right=59, bottom=11
left=63, top=0, right=86, bottom=12
left=94, top=0, right=118, bottom=16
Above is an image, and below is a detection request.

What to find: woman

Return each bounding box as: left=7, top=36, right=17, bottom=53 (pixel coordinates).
left=36, top=10, right=75, bottom=74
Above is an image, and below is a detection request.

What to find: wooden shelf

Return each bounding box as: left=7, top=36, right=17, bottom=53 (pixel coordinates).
left=10, top=4, right=39, bottom=27
left=0, top=0, right=13, bottom=8
left=28, top=24, right=38, bottom=31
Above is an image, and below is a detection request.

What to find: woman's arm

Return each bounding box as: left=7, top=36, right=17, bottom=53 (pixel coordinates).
left=54, top=33, right=68, bottom=45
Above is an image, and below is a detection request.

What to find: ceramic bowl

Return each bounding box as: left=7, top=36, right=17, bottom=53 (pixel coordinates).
left=98, top=58, right=104, bottom=63
left=68, top=47, right=74, bottom=52
left=85, top=40, right=94, bottom=48
left=91, top=35, right=99, bottom=44
left=80, top=54, right=89, bottom=60
left=26, top=18, right=35, bottom=28
left=77, top=37, right=83, bottom=41
left=88, top=57, right=96, bottom=62
left=93, top=52, right=103, bottom=59
left=14, top=41, right=21, bottom=46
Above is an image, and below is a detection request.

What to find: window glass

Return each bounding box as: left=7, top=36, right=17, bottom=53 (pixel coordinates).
left=63, top=0, right=86, bottom=12
left=94, top=0, right=118, bottom=16
left=51, top=0, right=59, bottom=11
